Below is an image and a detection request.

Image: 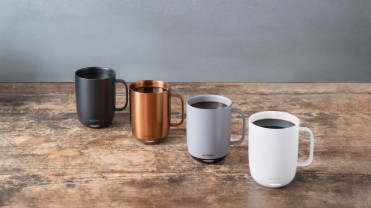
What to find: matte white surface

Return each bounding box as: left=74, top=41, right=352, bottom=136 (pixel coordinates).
left=248, top=111, right=314, bottom=188
left=1, top=1, right=371, bottom=82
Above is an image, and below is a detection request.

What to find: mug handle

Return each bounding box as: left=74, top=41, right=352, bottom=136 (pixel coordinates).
left=170, top=93, right=184, bottom=127
left=230, top=108, right=246, bottom=145
left=115, top=79, right=129, bottom=111
left=297, top=127, right=315, bottom=167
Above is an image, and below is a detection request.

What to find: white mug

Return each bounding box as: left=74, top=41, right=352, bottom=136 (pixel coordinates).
left=248, top=111, right=314, bottom=188
left=186, top=95, right=246, bottom=163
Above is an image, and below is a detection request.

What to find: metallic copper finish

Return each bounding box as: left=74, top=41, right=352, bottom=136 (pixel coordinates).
left=130, top=80, right=184, bottom=144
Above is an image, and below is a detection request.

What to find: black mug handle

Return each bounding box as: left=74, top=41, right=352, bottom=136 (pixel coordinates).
left=115, top=79, right=128, bottom=111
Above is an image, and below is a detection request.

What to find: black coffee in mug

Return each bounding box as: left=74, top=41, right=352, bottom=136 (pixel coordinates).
left=81, top=72, right=111, bottom=79
left=191, top=101, right=227, bottom=109
left=253, top=119, right=295, bottom=129
left=134, top=87, right=166, bottom=93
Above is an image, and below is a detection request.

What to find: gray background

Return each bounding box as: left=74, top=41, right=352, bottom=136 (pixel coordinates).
left=1, top=0, right=370, bottom=82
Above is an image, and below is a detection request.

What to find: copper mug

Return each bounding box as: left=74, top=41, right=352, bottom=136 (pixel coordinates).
left=130, top=80, right=184, bottom=144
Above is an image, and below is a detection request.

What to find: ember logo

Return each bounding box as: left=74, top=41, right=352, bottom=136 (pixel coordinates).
left=202, top=154, right=214, bottom=157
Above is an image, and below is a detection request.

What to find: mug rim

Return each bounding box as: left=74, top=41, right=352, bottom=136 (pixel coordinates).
left=249, top=111, right=300, bottom=129
left=75, top=67, right=115, bottom=80
left=129, top=80, right=170, bottom=94
left=186, top=94, right=232, bottom=110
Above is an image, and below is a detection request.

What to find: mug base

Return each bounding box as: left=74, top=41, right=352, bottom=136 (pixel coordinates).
left=78, top=119, right=112, bottom=129
left=191, top=155, right=226, bottom=164
left=81, top=123, right=110, bottom=128
left=251, top=174, right=295, bottom=188
left=88, top=124, right=106, bottom=128
left=135, top=137, right=167, bottom=145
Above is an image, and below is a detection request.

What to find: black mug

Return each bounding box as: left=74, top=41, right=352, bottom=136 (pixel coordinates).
left=75, top=67, right=128, bottom=128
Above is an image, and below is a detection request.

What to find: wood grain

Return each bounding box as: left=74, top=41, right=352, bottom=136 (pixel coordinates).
left=0, top=83, right=370, bottom=207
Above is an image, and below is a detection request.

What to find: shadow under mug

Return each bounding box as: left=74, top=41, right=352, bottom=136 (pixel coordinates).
left=75, top=67, right=128, bottom=128
left=130, top=80, right=184, bottom=144
left=186, top=95, right=246, bottom=164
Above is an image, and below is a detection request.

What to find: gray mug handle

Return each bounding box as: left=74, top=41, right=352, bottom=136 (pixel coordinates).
left=230, top=108, right=246, bottom=145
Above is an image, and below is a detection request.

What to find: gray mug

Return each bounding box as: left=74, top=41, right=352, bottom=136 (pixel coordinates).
left=186, top=95, right=246, bottom=163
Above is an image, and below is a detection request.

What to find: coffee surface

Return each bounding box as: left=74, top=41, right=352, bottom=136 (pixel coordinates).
left=253, top=118, right=295, bottom=129
left=191, top=101, right=227, bottom=109
left=134, top=87, right=166, bottom=93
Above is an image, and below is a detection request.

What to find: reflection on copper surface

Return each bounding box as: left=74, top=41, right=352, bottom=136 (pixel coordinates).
left=130, top=80, right=184, bottom=144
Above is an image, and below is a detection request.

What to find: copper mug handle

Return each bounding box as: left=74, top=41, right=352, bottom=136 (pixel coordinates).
left=170, top=93, right=184, bottom=127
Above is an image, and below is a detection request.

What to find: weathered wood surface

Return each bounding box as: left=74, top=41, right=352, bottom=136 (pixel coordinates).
left=0, top=83, right=370, bottom=207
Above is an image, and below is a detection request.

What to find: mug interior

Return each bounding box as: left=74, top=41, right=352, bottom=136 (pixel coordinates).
left=187, top=95, right=232, bottom=109
left=130, top=80, right=169, bottom=93
left=75, top=67, right=115, bottom=80
left=249, top=111, right=300, bottom=128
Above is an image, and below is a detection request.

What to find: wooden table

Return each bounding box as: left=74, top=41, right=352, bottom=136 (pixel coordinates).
left=0, top=83, right=370, bottom=207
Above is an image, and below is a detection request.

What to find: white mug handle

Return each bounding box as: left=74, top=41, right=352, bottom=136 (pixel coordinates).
left=297, top=127, right=315, bottom=167
left=230, top=108, right=246, bottom=145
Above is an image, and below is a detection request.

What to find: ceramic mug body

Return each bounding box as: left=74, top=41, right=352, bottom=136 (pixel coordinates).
left=186, top=95, right=246, bottom=163
left=248, top=111, right=314, bottom=188
left=75, top=67, right=128, bottom=128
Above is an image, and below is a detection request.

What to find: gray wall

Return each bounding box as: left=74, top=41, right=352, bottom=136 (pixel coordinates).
left=1, top=0, right=371, bottom=82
